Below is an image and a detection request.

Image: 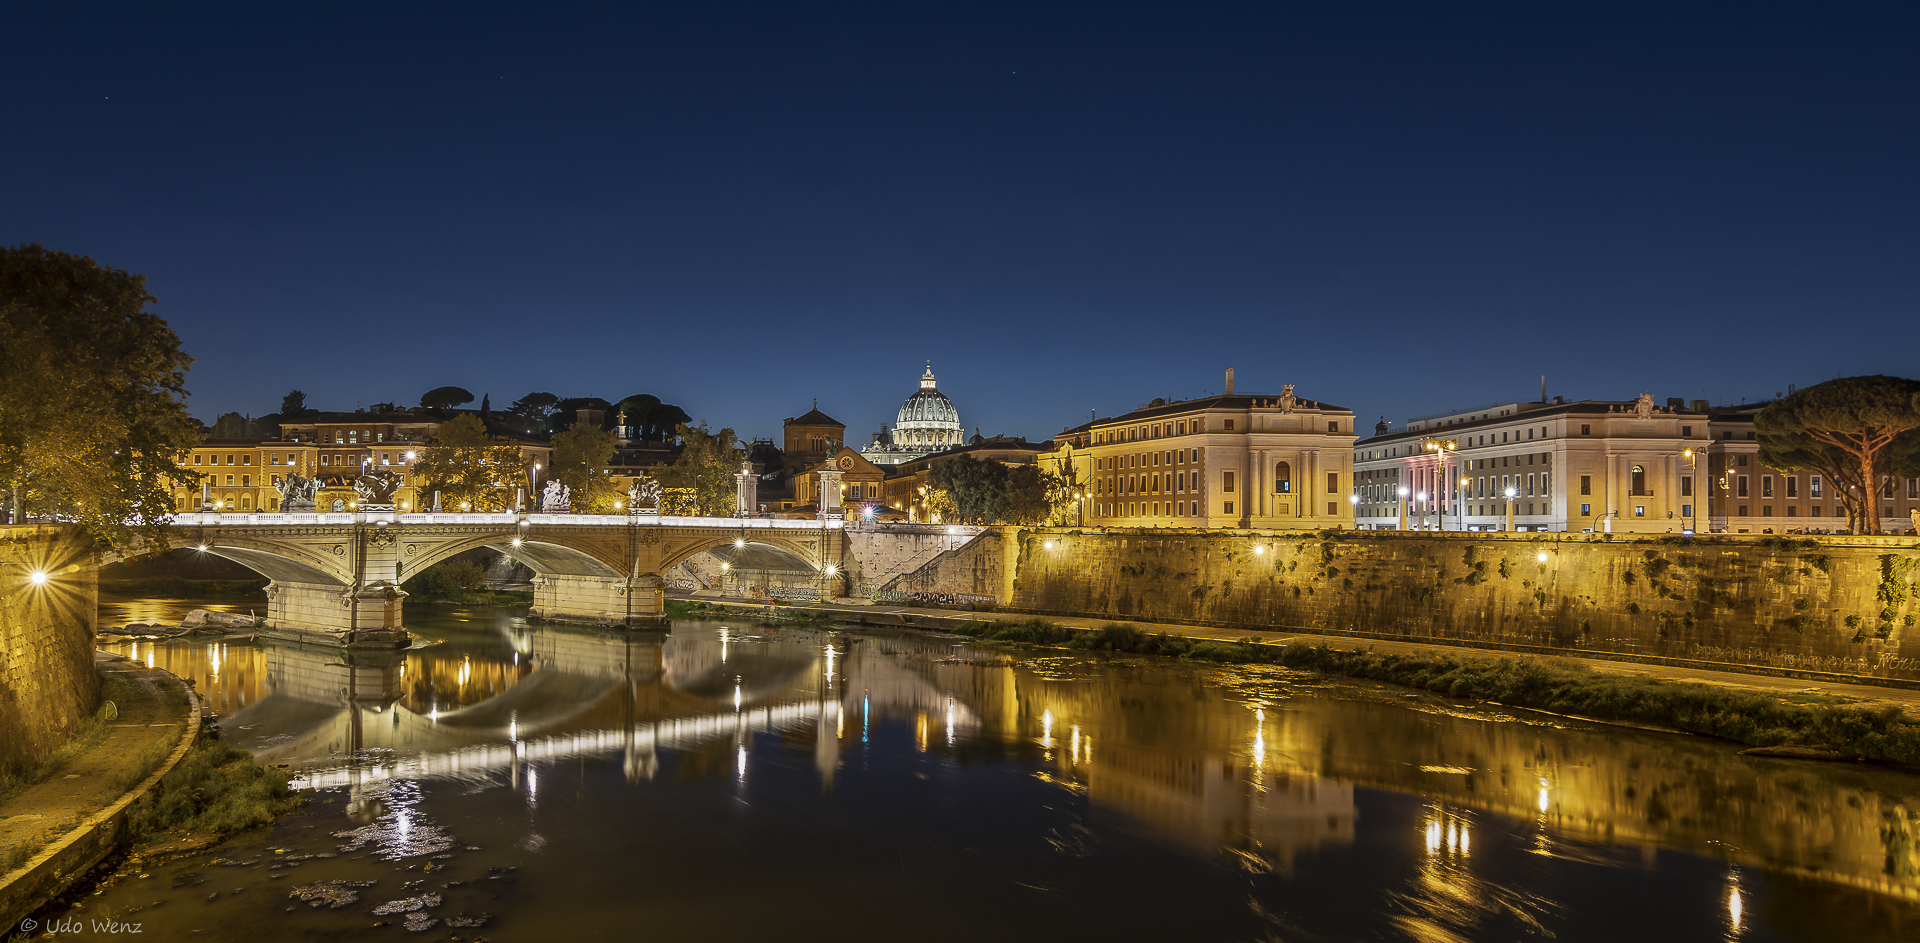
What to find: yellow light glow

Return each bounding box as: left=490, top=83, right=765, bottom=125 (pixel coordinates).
left=1043, top=540, right=1054, bottom=549
left=28, top=571, right=48, bottom=585
left=1537, top=552, right=1549, bottom=562
left=1252, top=545, right=1264, bottom=555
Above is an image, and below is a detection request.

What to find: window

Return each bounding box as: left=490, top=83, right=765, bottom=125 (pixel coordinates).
left=1683, top=504, right=1692, bottom=517
left=1580, top=425, right=1591, bottom=436
left=1580, top=504, right=1591, bottom=516
left=241, top=496, right=252, bottom=510
left=1786, top=507, right=1797, bottom=517
left=1635, top=506, right=1645, bottom=517
left=242, top=455, right=252, bottom=466
left=225, top=475, right=234, bottom=486
left=1681, top=476, right=1693, bottom=497
left=1738, top=475, right=1748, bottom=497
left=1223, top=501, right=1234, bottom=514
left=1327, top=421, right=1337, bottom=433
left=1811, top=476, right=1823, bottom=497
left=1786, top=477, right=1797, bottom=498
left=1910, top=478, right=1919, bottom=498
left=1327, top=472, right=1338, bottom=494
left=1223, top=471, right=1236, bottom=493
left=1682, top=426, right=1692, bottom=436
left=1580, top=475, right=1591, bottom=496
left=194, top=455, right=202, bottom=465
left=1275, top=462, right=1291, bottom=493
left=1630, top=465, right=1646, bottom=496
left=1327, top=502, right=1338, bottom=515
left=1762, top=476, right=1773, bottom=498
left=225, top=455, right=234, bottom=465
left=1763, top=506, right=1774, bottom=517
left=1224, top=419, right=1234, bottom=431
left=241, top=475, right=250, bottom=486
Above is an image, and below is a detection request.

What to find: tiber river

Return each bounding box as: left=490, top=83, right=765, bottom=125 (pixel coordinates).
left=88, top=594, right=1920, bottom=942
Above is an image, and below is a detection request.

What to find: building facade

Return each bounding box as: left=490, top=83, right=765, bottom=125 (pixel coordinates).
left=1070, top=383, right=1355, bottom=530
left=1352, top=394, right=1709, bottom=533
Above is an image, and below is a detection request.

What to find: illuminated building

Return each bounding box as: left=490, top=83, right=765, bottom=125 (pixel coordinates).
left=1061, top=373, right=1356, bottom=530
left=1352, top=394, right=1709, bottom=533
left=1702, top=402, right=1919, bottom=535
left=861, top=364, right=964, bottom=466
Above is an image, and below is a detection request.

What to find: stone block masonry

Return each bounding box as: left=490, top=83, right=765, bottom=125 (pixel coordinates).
left=1002, top=527, right=1920, bottom=687
left=0, top=526, right=100, bottom=770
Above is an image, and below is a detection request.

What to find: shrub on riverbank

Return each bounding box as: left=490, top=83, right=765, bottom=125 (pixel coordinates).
left=1271, top=643, right=1920, bottom=764
left=125, top=741, right=300, bottom=842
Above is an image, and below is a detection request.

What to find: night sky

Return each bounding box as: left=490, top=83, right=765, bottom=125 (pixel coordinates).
left=6, top=3, right=1915, bottom=444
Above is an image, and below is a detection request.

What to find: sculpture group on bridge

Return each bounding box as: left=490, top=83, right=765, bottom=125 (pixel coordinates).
left=354, top=469, right=402, bottom=510
left=274, top=474, right=320, bottom=511
left=628, top=476, right=662, bottom=512
left=541, top=480, right=572, bottom=513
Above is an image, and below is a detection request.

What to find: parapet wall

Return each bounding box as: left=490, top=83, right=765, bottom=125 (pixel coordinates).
left=0, top=526, right=100, bottom=769
left=1004, top=527, right=1920, bottom=686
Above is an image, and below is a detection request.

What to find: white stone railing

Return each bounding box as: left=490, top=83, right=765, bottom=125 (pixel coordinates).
left=162, top=511, right=843, bottom=530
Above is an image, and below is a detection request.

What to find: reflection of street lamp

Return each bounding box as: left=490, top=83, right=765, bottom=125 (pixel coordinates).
left=1504, top=487, right=1517, bottom=532
left=1422, top=438, right=1459, bottom=531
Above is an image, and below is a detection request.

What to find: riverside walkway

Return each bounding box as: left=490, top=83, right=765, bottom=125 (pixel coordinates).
left=0, top=654, right=196, bottom=929
left=677, top=593, right=1920, bottom=712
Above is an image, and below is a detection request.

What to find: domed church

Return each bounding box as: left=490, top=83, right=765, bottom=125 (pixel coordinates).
left=861, top=364, right=963, bottom=466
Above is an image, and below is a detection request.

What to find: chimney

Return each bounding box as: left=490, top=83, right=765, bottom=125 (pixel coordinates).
left=1224, top=368, right=1235, bottom=395
left=1541, top=375, right=1547, bottom=403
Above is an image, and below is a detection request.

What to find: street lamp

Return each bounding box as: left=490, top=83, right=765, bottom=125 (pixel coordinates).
left=1422, top=438, right=1459, bottom=532
left=1681, top=446, right=1699, bottom=535
left=1076, top=491, right=1087, bottom=527
left=1348, top=493, right=1359, bottom=527
left=1415, top=492, right=1429, bottom=530
left=1397, top=486, right=1410, bottom=531
left=1504, top=487, right=1518, bottom=532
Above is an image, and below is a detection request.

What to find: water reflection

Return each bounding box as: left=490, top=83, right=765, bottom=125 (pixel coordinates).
left=93, top=596, right=1920, bottom=942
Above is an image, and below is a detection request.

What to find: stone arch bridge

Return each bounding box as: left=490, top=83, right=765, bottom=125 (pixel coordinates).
left=103, top=512, right=991, bottom=646
left=106, top=511, right=851, bottom=644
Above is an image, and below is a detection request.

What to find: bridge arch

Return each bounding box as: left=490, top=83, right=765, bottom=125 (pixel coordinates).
left=657, top=534, right=826, bottom=576
left=102, top=535, right=350, bottom=586
left=398, top=532, right=624, bottom=583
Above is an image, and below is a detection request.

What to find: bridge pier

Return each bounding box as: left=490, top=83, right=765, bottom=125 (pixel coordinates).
left=263, top=579, right=410, bottom=648
left=530, top=574, right=668, bottom=629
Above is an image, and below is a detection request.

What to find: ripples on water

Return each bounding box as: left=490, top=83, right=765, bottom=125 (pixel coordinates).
left=84, top=594, right=1920, bottom=942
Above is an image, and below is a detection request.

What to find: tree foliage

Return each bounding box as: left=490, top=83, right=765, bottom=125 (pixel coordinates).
left=420, top=386, right=474, bottom=410
left=928, top=455, right=1059, bottom=525
left=657, top=422, right=741, bottom=516
left=412, top=414, right=524, bottom=511
left=549, top=424, right=620, bottom=513
left=614, top=393, right=693, bottom=442
left=1757, top=375, right=1920, bottom=533
left=503, top=391, right=560, bottom=435
left=279, top=390, right=316, bottom=419
left=0, top=244, right=202, bottom=547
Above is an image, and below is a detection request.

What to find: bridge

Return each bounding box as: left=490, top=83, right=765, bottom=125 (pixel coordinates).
left=103, top=512, right=992, bottom=646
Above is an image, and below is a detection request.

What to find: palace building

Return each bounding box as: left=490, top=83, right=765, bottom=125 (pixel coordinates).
left=1352, top=394, right=1708, bottom=534
left=1055, top=372, right=1356, bottom=530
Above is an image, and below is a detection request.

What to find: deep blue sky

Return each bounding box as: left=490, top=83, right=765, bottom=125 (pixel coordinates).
left=7, top=3, right=1915, bottom=443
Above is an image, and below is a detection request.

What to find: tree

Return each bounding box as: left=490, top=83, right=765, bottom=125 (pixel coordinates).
left=504, top=391, right=560, bottom=435
left=420, top=386, right=474, bottom=410
left=0, top=244, right=202, bottom=547
left=211, top=412, right=265, bottom=439
left=280, top=390, right=312, bottom=417
left=1002, top=464, right=1057, bottom=525
left=552, top=397, right=613, bottom=430
left=614, top=393, right=692, bottom=442
left=412, top=414, right=524, bottom=511
left=550, top=424, right=621, bottom=513
left=657, top=422, right=741, bottom=516
left=1756, top=376, right=1920, bottom=534
left=929, top=455, right=1062, bottom=524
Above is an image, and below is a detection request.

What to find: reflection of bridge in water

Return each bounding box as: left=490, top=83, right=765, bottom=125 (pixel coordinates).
left=115, top=626, right=1920, bottom=903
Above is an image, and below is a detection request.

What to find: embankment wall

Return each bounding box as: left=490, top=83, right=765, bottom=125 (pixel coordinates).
left=0, top=526, right=99, bottom=770
left=910, top=527, right=1920, bottom=686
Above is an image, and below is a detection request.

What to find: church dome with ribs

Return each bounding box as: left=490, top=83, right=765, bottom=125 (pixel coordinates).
left=893, top=364, right=961, bottom=451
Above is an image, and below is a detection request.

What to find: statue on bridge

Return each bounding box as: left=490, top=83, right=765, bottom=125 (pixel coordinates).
left=541, top=480, right=572, bottom=513
left=354, top=469, right=403, bottom=511
left=275, top=473, right=320, bottom=511
left=628, top=476, right=662, bottom=512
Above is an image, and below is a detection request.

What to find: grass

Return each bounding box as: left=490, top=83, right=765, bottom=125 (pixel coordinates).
left=936, top=617, right=1920, bottom=764
left=414, top=589, right=534, bottom=606
left=666, top=600, right=831, bottom=622
left=125, top=741, right=301, bottom=842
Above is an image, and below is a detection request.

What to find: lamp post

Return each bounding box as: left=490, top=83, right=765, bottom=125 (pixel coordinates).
left=1504, top=487, right=1518, bottom=532
left=1397, top=486, right=1410, bottom=531
left=528, top=463, right=542, bottom=511
left=1076, top=491, right=1086, bottom=527
left=1421, top=438, right=1459, bottom=532
left=1348, top=493, right=1359, bottom=528
left=1415, top=492, right=1429, bottom=530
left=1681, top=446, right=1698, bottom=535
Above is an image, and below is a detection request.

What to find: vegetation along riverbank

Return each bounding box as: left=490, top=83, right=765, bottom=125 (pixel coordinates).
left=945, top=619, right=1920, bottom=765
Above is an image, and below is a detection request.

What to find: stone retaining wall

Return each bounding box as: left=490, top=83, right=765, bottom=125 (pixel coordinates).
left=0, top=526, right=99, bottom=770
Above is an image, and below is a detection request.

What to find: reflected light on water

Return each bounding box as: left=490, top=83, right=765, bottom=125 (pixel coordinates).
left=736, top=744, right=748, bottom=780
left=1537, top=777, right=1551, bottom=813
left=824, top=643, right=836, bottom=684
left=945, top=700, right=955, bottom=746
left=1041, top=709, right=1055, bottom=753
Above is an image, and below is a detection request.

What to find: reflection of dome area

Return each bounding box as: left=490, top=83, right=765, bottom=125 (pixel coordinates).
left=863, top=364, right=963, bottom=466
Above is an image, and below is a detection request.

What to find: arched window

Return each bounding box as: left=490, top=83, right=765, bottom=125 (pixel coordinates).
left=1275, top=462, right=1292, bottom=493
left=1631, top=464, right=1647, bottom=496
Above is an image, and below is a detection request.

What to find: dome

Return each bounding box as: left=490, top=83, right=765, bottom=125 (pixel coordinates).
left=886, top=363, right=962, bottom=455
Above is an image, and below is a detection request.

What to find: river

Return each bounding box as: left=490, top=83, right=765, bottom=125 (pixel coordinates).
left=85, top=593, right=1920, bottom=941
